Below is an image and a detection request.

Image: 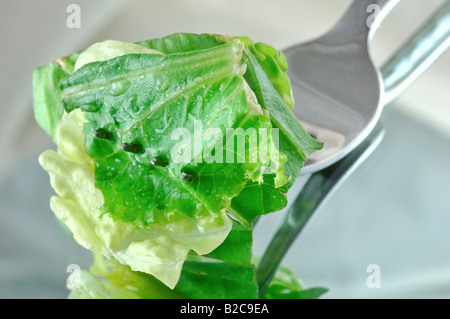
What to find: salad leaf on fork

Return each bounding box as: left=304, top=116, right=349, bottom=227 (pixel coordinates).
left=34, top=34, right=322, bottom=291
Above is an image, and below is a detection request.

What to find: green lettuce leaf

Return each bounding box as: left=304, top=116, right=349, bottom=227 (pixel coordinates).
left=137, top=32, right=225, bottom=53
left=69, top=222, right=258, bottom=299
left=69, top=253, right=185, bottom=299
left=176, top=222, right=257, bottom=298
left=60, top=39, right=287, bottom=227
left=135, top=33, right=323, bottom=223
left=74, top=39, right=163, bottom=71
left=33, top=53, right=79, bottom=142
left=234, top=36, right=294, bottom=110
left=137, top=33, right=295, bottom=110
left=261, top=266, right=328, bottom=299
left=177, top=255, right=258, bottom=299
left=35, top=34, right=322, bottom=291
left=68, top=225, right=327, bottom=299
left=39, top=109, right=232, bottom=289
left=228, top=48, right=324, bottom=221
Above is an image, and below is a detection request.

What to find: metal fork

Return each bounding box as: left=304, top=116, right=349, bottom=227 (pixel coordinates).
left=256, top=0, right=450, bottom=296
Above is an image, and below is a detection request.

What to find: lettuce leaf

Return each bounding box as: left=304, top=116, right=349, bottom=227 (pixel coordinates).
left=60, top=39, right=287, bottom=227
left=176, top=222, right=258, bottom=298
left=69, top=222, right=258, bottom=299
left=68, top=221, right=327, bottom=300
left=39, top=109, right=232, bottom=289
left=74, top=40, right=163, bottom=71
left=137, top=32, right=226, bottom=53
left=135, top=33, right=323, bottom=222
left=69, top=253, right=185, bottom=299
left=68, top=227, right=327, bottom=300
left=137, top=33, right=294, bottom=110
left=34, top=34, right=322, bottom=291
left=261, top=266, right=328, bottom=299
left=227, top=47, right=324, bottom=221
left=234, top=36, right=294, bottom=110
left=33, top=53, right=79, bottom=142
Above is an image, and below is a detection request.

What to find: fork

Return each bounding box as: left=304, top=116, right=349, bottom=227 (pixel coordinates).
left=256, top=0, right=450, bottom=296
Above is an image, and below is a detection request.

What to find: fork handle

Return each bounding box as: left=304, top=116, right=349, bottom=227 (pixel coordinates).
left=381, top=1, right=450, bottom=106
left=255, top=123, right=385, bottom=296
left=326, top=0, right=400, bottom=43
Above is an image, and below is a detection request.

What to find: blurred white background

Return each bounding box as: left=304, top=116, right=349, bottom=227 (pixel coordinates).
left=0, top=0, right=449, bottom=298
